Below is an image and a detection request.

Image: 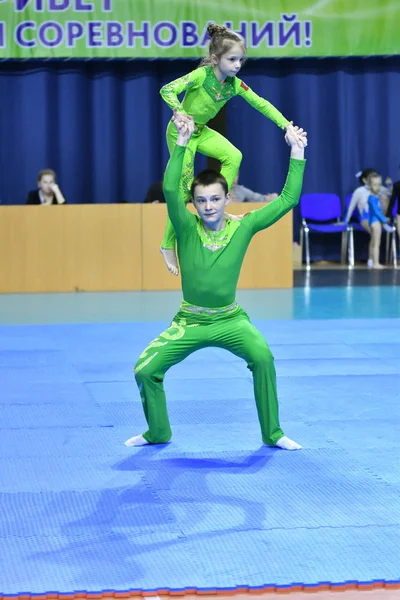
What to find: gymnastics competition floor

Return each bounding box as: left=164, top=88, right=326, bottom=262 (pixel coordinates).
left=1, top=280, right=400, bottom=597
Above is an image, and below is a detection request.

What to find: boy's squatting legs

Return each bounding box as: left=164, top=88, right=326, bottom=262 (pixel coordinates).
left=125, top=311, right=302, bottom=451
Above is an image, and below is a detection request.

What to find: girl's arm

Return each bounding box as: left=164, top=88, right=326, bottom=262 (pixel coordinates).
left=345, top=188, right=362, bottom=222
left=368, top=195, right=387, bottom=224
left=235, top=78, right=290, bottom=130
left=160, top=68, right=206, bottom=113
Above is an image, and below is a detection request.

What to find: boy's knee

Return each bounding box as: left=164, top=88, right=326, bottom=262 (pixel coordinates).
left=249, top=343, right=274, bottom=368
left=134, top=358, right=157, bottom=384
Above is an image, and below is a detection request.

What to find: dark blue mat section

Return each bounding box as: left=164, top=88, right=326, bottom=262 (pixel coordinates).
left=1, top=317, right=400, bottom=594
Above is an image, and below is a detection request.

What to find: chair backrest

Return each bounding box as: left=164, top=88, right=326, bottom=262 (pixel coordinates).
left=345, top=191, right=360, bottom=222
left=300, top=193, right=342, bottom=222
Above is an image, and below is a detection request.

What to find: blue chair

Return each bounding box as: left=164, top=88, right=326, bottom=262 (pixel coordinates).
left=300, top=193, right=352, bottom=267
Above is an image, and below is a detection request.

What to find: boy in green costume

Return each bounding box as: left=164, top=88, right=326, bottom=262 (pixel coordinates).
left=125, top=113, right=307, bottom=451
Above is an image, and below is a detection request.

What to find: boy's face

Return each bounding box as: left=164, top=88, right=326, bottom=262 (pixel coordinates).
left=369, top=176, right=381, bottom=195
left=193, top=183, right=229, bottom=226
left=38, top=175, right=55, bottom=194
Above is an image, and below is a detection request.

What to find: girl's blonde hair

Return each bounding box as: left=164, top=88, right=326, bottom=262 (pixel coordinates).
left=200, top=23, right=247, bottom=67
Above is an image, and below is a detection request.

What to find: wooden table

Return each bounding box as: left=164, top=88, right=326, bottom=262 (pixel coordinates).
left=0, top=204, right=293, bottom=293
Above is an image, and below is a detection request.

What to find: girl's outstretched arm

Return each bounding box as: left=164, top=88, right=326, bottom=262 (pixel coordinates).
left=160, top=68, right=206, bottom=113
left=236, top=78, right=290, bottom=130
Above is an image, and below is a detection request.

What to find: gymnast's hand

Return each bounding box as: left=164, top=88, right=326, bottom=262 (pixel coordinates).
left=285, top=125, right=307, bottom=148
left=173, top=111, right=195, bottom=146
left=285, top=125, right=307, bottom=160
left=172, top=109, right=191, bottom=127
left=285, top=121, right=307, bottom=149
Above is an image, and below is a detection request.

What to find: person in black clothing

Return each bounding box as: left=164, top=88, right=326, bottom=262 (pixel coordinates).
left=144, top=181, right=166, bottom=203
left=386, top=168, right=400, bottom=241
left=26, top=169, right=66, bottom=205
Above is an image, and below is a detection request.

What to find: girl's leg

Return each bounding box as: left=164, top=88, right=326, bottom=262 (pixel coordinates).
left=197, top=127, right=244, bottom=220
left=197, top=126, right=243, bottom=190
left=360, top=219, right=373, bottom=266
left=370, top=221, right=384, bottom=269
left=360, top=220, right=371, bottom=234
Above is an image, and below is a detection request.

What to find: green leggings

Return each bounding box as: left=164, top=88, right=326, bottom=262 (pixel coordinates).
left=161, top=120, right=243, bottom=250
left=134, top=304, right=284, bottom=446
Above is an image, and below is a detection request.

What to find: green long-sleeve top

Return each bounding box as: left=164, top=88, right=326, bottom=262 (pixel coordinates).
left=163, top=145, right=306, bottom=308
left=160, top=66, right=290, bottom=130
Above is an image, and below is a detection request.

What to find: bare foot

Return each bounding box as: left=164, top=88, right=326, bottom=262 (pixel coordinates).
left=372, top=263, right=385, bottom=270
left=275, top=436, right=302, bottom=451
left=124, top=434, right=149, bottom=447
left=160, top=247, right=179, bottom=276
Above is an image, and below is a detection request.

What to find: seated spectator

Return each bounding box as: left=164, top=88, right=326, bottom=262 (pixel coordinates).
left=346, top=168, right=390, bottom=228
left=367, top=172, right=393, bottom=270
left=345, top=168, right=391, bottom=266
left=144, top=181, right=166, bottom=203
left=26, top=169, right=66, bottom=205
left=229, top=172, right=278, bottom=203
left=145, top=175, right=276, bottom=206
left=385, top=176, right=394, bottom=195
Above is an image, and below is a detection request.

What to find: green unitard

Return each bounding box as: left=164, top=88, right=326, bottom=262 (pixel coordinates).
left=134, top=144, right=306, bottom=445
left=160, top=65, right=291, bottom=249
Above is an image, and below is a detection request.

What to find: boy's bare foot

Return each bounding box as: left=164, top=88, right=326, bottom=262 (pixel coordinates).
left=124, top=434, right=149, bottom=447
left=275, top=436, right=302, bottom=451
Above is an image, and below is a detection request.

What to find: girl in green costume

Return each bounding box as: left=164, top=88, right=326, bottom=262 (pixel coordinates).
left=160, top=22, right=296, bottom=275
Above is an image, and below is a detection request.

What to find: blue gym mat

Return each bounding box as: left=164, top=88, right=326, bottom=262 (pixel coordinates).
left=1, top=299, right=400, bottom=594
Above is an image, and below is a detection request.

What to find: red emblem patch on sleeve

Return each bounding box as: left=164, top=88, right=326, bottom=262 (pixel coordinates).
left=240, top=81, right=249, bottom=91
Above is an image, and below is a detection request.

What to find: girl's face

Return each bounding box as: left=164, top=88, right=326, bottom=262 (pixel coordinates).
left=38, top=175, right=55, bottom=195
left=214, top=42, right=245, bottom=79
left=369, top=176, right=382, bottom=195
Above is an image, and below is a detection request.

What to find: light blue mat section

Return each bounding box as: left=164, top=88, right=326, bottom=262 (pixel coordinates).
left=1, top=285, right=400, bottom=324
left=1, top=298, right=400, bottom=594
